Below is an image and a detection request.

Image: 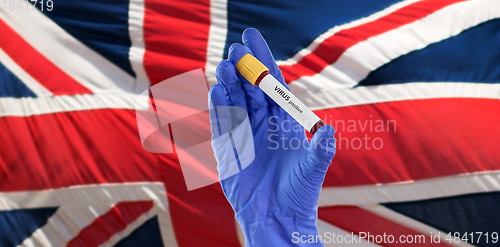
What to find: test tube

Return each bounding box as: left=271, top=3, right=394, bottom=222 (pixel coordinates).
left=236, top=53, right=325, bottom=134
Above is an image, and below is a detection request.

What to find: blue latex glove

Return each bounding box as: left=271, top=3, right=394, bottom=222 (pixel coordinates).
left=209, top=28, right=336, bottom=246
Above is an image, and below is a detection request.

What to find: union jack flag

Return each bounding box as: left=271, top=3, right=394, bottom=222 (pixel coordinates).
left=0, top=0, right=499, bottom=246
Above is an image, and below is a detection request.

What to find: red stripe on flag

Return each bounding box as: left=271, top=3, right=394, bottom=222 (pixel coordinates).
left=67, top=201, right=154, bottom=247
left=158, top=152, right=242, bottom=247
left=0, top=108, right=240, bottom=246
left=319, top=206, right=453, bottom=246
left=279, top=0, right=467, bottom=83
left=142, top=0, right=211, bottom=84
left=313, top=98, right=500, bottom=187
left=142, top=1, right=242, bottom=246
left=1, top=99, right=497, bottom=210
left=0, top=109, right=162, bottom=191
left=0, top=19, right=92, bottom=95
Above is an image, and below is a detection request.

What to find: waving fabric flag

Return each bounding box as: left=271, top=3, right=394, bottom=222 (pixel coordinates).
left=0, top=0, right=499, bottom=246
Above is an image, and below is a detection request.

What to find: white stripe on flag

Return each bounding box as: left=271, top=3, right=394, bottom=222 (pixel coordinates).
left=288, top=0, right=500, bottom=92
left=361, top=205, right=475, bottom=247
left=205, top=0, right=229, bottom=85
left=2, top=81, right=499, bottom=117
left=0, top=47, right=51, bottom=97
left=18, top=205, right=112, bottom=247
left=99, top=208, right=157, bottom=247
left=277, top=0, right=422, bottom=66
left=0, top=183, right=178, bottom=247
left=0, top=7, right=137, bottom=94
left=300, top=82, right=500, bottom=111
left=319, top=170, right=500, bottom=206
left=316, top=219, right=382, bottom=246
left=128, top=0, right=151, bottom=93
left=0, top=92, right=148, bottom=117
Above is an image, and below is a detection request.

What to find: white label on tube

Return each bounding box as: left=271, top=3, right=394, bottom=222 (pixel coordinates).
left=259, top=74, right=321, bottom=131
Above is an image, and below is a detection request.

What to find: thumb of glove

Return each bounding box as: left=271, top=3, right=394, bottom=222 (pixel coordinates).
left=291, top=125, right=336, bottom=213
left=303, top=125, right=336, bottom=181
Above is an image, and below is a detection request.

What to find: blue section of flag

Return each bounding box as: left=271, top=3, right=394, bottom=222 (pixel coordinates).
left=383, top=192, right=500, bottom=247
left=225, top=0, right=403, bottom=61
left=0, top=207, right=58, bottom=247
left=113, top=216, right=164, bottom=247
left=37, top=0, right=135, bottom=77
left=0, top=61, right=36, bottom=98
left=359, top=18, right=500, bottom=87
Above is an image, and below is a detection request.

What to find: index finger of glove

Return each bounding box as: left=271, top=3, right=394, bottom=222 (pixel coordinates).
left=242, top=28, right=286, bottom=88
left=216, top=60, right=247, bottom=111
left=228, top=43, right=268, bottom=112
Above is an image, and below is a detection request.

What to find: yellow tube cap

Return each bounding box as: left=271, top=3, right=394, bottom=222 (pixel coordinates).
left=236, top=54, right=269, bottom=86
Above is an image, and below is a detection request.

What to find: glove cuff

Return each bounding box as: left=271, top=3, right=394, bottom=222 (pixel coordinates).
left=235, top=205, right=323, bottom=246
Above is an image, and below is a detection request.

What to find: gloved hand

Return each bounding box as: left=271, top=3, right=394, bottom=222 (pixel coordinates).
left=209, top=28, right=336, bottom=246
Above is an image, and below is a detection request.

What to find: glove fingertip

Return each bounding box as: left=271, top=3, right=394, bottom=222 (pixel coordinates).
left=209, top=84, right=227, bottom=107
left=318, top=124, right=335, bottom=138
left=216, top=60, right=237, bottom=87
left=228, top=43, right=253, bottom=66
left=241, top=28, right=283, bottom=84
left=216, top=60, right=233, bottom=75
left=242, top=28, right=262, bottom=44
left=309, top=125, right=336, bottom=164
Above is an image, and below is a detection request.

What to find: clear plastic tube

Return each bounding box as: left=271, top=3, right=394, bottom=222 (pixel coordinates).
left=236, top=54, right=324, bottom=134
